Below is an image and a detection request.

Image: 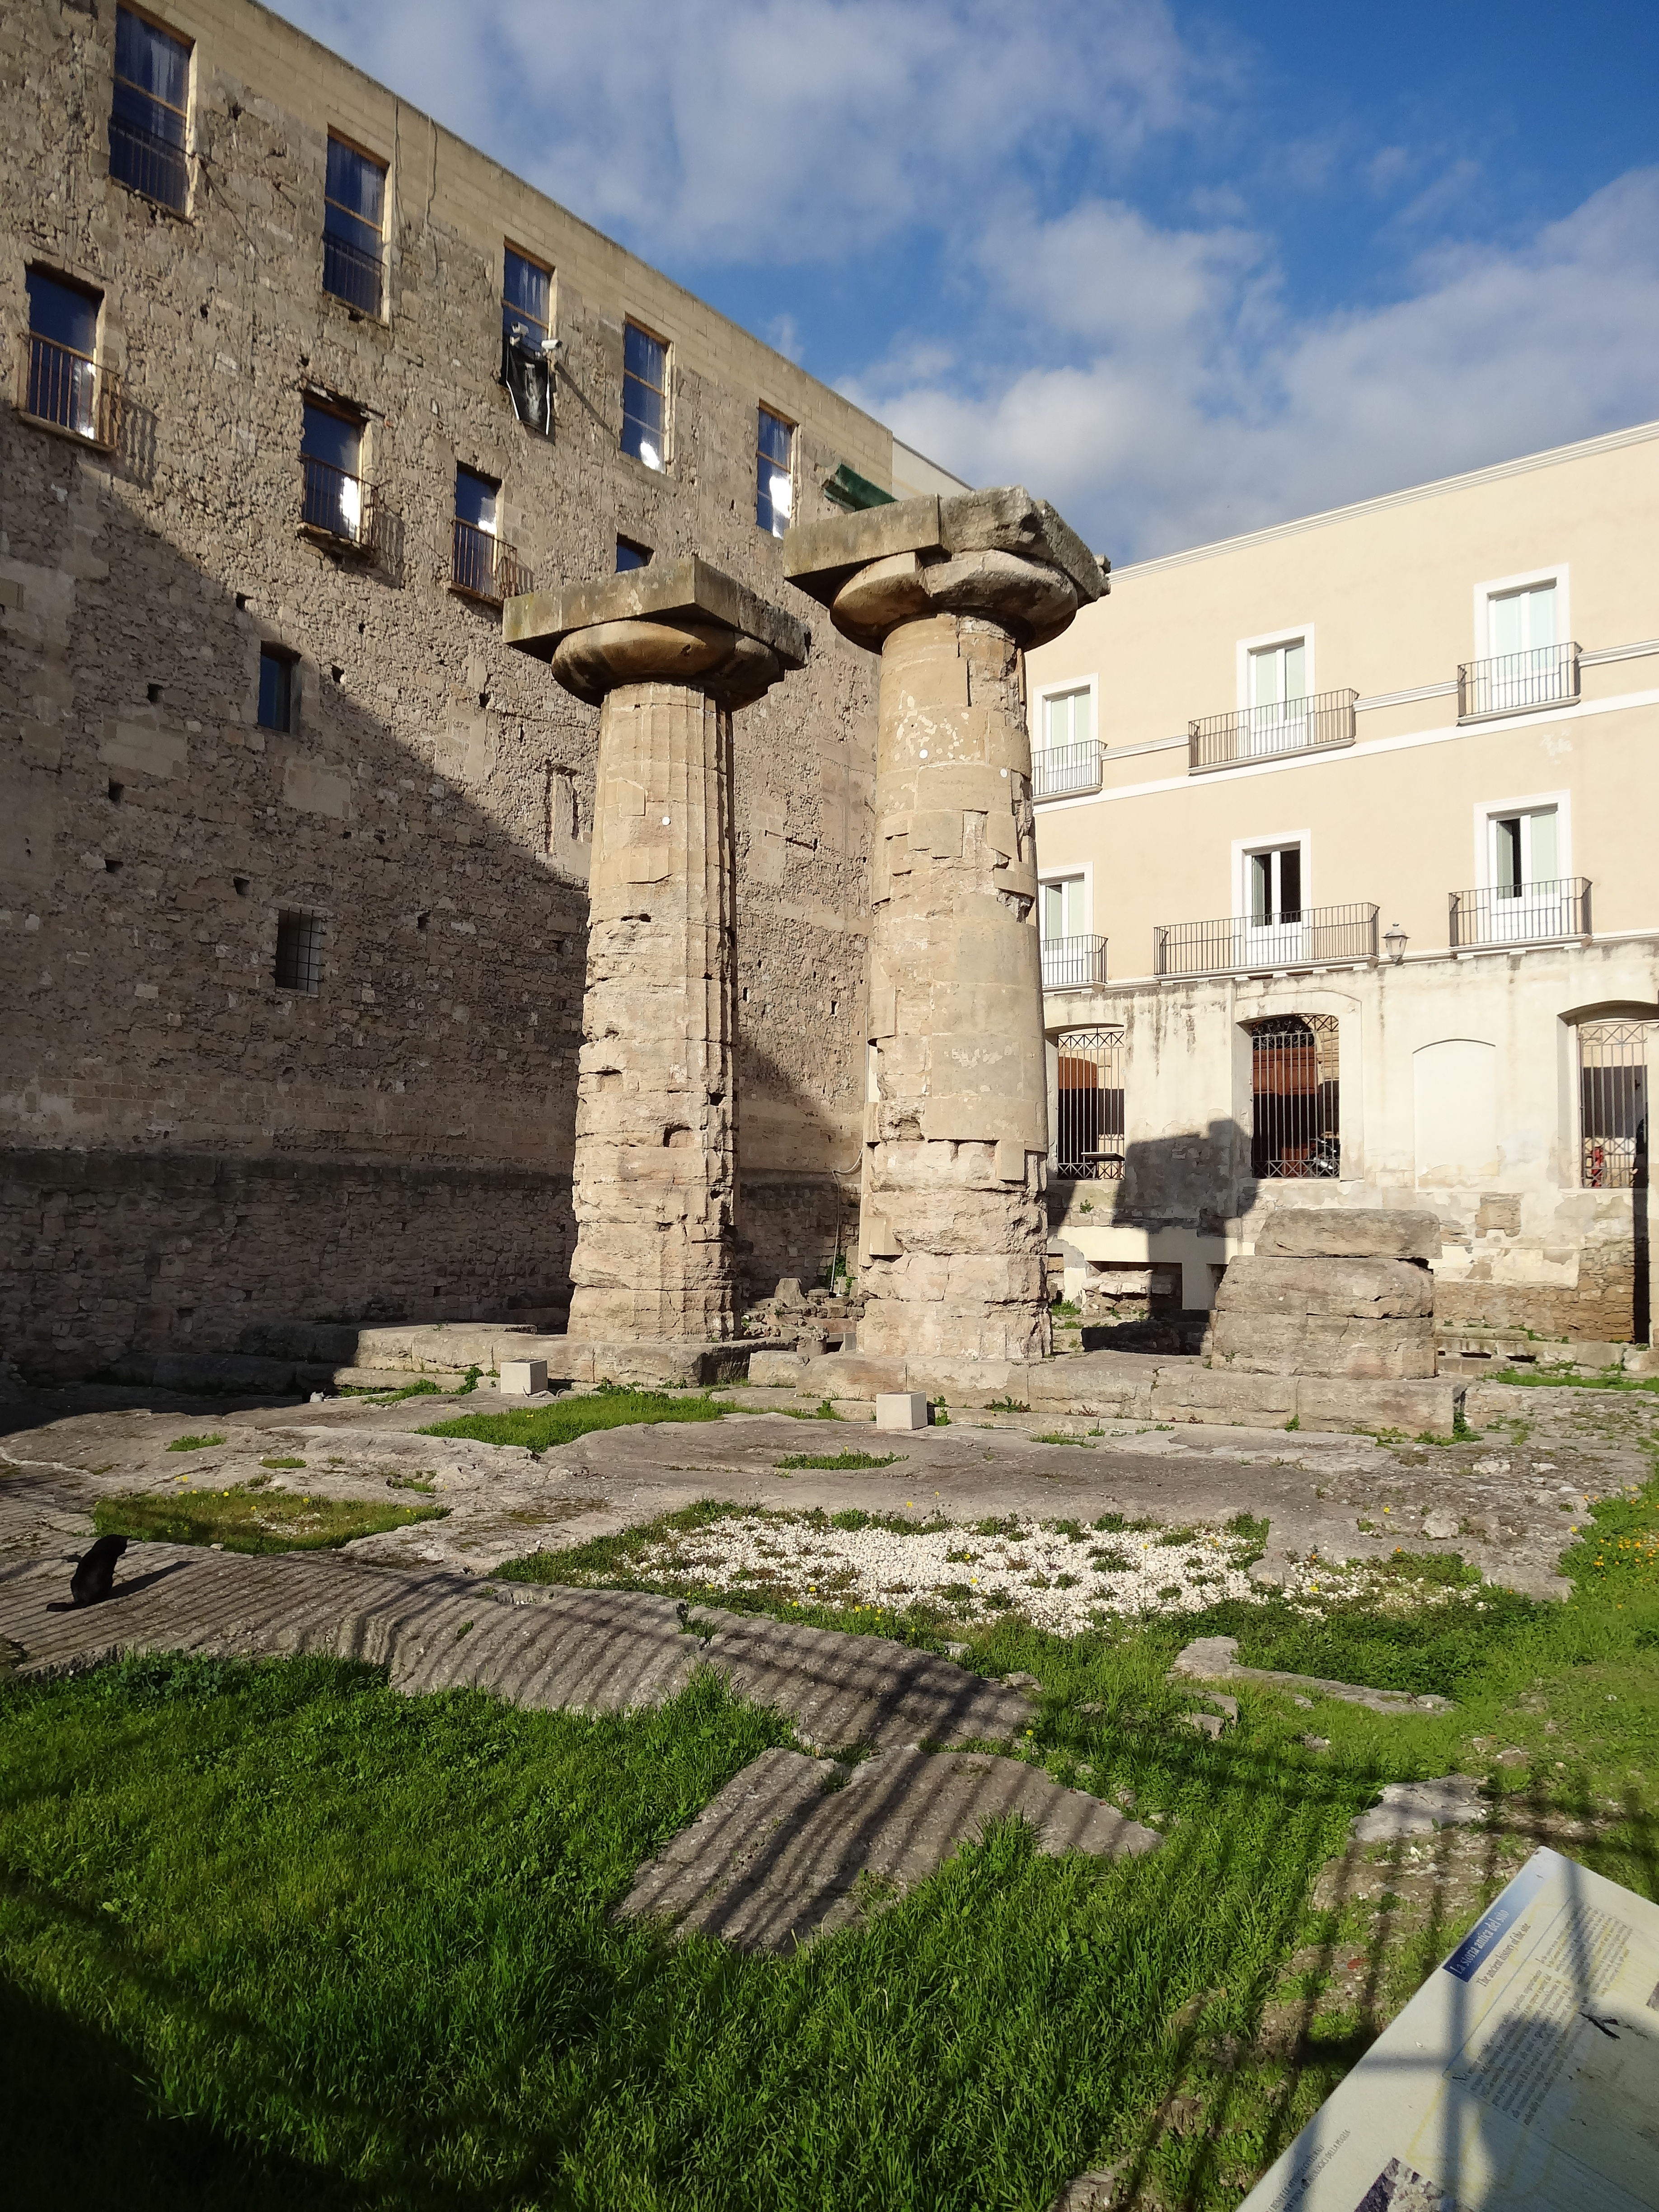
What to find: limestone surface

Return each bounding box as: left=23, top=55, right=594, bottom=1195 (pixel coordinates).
left=1211, top=1255, right=1437, bottom=1380
left=1255, top=1208, right=1443, bottom=1262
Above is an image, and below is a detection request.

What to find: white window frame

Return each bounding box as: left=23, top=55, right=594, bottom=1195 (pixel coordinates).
left=1472, top=789, right=1572, bottom=892
left=1233, top=827, right=1311, bottom=962
left=1235, top=623, right=1317, bottom=711
left=1034, top=674, right=1100, bottom=755
left=1038, top=864, right=1092, bottom=942
left=1472, top=564, right=1570, bottom=659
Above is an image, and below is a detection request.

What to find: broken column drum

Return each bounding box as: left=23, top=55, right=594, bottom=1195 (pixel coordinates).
left=787, top=492, right=1108, bottom=1361
left=505, top=560, right=807, bottom=1339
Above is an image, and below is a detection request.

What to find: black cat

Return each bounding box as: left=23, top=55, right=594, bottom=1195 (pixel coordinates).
left=70, top=1532, right=127, bottom=1606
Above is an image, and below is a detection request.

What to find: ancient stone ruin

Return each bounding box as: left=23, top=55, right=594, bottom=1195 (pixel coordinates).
left=1208, top=1207, right=1442, bottom=1379
left=786, top=489, right=1107, bottom=1363
left=506, top=560, right=806, bottom=1340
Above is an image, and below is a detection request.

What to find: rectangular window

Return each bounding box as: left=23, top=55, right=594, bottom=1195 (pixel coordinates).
left=274, top=909, right=323, bottom=994
left=111, top=7, right=190, bottom=211
left=1490, top=805, right=1558, bottom=895
left=300, top=399, right=365, bottom=542
left=23, top=270, right=107, bottom=441
left=323, top=136, right=386, bottom=316
left=1489, top=580, right=1556, bottom=658
left=502, top=248, right=551, bottom=344
left=1580, top=1021, right=1651, bottom=1190
left=1477, top=578, right=1563, bottom=712
left=757, top=406, right=793, bottom=535
left=1041, top=876, right=1086, bottom=941
left=258, top=647, right=295, bottom=734
left=453, top=465, right=503, bottom=598
left=616, top=537, right=651, bottom=572
left=1044, top=688, right=1092, bottom=750
left=622, top=323, right=667, bottom=469
left=1248, top=844, right=1302, bottom=923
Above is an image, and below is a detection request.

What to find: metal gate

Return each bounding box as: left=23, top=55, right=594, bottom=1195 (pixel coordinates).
left=1055, top=1028, right=1125, bottom=1179
left=1580, top=1020, right=1653, bottom=1188
left=1249, top=1013, right=1339, bottom=1178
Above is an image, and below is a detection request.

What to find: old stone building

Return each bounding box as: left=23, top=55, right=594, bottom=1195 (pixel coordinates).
left=0, top=0, right=964, bottom=1378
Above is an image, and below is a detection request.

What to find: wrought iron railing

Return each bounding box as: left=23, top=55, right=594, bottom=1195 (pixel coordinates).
left=1155, top=902, right=1378, bottom=978
left=1189, top=687, right=1357, bottom=772
left=19, top=333, right=123, bottom=449
left=300, top=455, right=379, bottom=552
left=1249, top=1012, right=1340, bottom=1179
left=1457, top=642, right=1579, bottom=720
left=1032, top=740, right=1103, bottom=800
left=1579, top=1019, right=1652, bottom=1190
left=1041, top=934, right=1107, bottom=992
left=108, top=113, right=188, bottom=211
left=1449, top=877, right=1589, bottom=948
left=323, top=230, right=384, bottom=317
left=450, top=518, right=525, bottom=603
left=1054, top=1027, right=1125, bottom=1179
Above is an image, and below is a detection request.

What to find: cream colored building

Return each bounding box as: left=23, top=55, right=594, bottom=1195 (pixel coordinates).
left=1027, top=420, right=1659, bottom=1345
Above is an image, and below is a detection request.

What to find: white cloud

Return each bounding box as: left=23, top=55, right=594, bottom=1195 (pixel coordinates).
left=856, top=169, right=1659, bottom=558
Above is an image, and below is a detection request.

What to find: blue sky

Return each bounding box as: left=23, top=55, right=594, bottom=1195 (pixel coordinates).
left=276, top=1, right=1659, bottom=561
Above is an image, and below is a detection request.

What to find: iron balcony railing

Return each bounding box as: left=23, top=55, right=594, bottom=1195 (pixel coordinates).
left=1188, top=687, right=1357, bottom=772
left=19, top=333, right=123, bottom=450
left=108, top=112, right=188, bottom=211
left=323, top=230, right=384, bottom=317
left=1457, top=642, right=1579, bottom=721
left=300, top=455, right=380, bottom=553
left=1032, top=740, right=1103, bottom=800
left=1041, top=934, right=1107, bottom=992
left=1449, top=877, right=1590, bottom=949
left=450, top=518, right=525, bottom=604
left=1155, top=902, right=1378, bottom=978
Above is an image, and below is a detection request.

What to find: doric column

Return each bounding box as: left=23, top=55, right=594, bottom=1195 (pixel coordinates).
left=787, top=491, right=1107, bottom=1362
left=506, top=559, right=806, bottom=1339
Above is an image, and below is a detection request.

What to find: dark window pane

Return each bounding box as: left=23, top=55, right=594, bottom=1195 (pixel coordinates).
left=622, top=325, right=666, bottom=467
left=1279, top=846, right=1301, bottom=918
left=758, top=407, right=792, bottom=465
left=455, top=466, right=497, bottom=530
left=110, top=9, right=190, bottom=208
left=325, top=137, right=385, bottom=231
left=115, top=7, right=189, bottom=117
left=301, top=403, right=360, bottom=473
left=503, top=249, right=550, bottom=334
left=258, top=650, right=293, bottom=733
left=624, top=323, right=664, bottom=384
left=26, top=270, right=97, bottom=354
left=275, top=910, right=323, bottom=994
left=323, top=139, right=385, bottom=310
left=616, top=539, right=650, bottom=572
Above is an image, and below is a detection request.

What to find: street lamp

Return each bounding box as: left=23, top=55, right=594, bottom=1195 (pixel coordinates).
left=1383, top=922, right=1408, bottom=965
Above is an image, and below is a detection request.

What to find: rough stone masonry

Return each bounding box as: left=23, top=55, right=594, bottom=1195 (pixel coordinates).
left=506, top=561, right=807, bottom=1337
left=787, top=490, right=1107, bottom=1363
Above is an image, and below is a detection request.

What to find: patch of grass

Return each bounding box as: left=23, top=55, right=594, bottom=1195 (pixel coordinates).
left=985, top=1396, right=1032, bottom=1413
left=339, top=1377, right=443, bottom=1405
left=164, top=1433, right=224, bottom=1453
left=774, top=1450, right=903, bottom=1472
left=261, top=1455, right=305, bottom=1470
left=773, top=1397, right=846, bottom=1422
left=1490, top=1366, right=1659, bottom=1392
left=1035, top=1432, right=1095, bottom=1446
left=93, top=1485, right=446, bottom=1556
left=423, top=1387, right=726, bottom=1452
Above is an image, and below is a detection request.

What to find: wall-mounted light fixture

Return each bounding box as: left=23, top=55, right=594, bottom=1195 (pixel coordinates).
left=1383, top=922, right=1408, bottom=965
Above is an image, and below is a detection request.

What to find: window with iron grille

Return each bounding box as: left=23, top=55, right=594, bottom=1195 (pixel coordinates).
left=110, top=7, right=190, bottom=211
left=274, top=910, right=323, bottom=995
left=23, top=270, right=112, bottom=444
left=1248, top=1013, right=1339, bottom=1179
left=258, top=646, right=295, bottom=734
left=1580, top=1020, right=1652, bottom=1189
left=300, top=399, right=366, bottom=543
left=622, top=323, right=668, bottom=469
left=757, top=406, right=793, bottom=535
left=323, top=136, right=386, bottom=316
left=1054, top=1029, right=1125, bottom=1180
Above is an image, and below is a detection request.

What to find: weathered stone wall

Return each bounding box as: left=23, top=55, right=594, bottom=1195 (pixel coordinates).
left=0, top=0, right=885, bottom=1374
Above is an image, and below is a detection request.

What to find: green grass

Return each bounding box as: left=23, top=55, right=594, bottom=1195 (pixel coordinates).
left=1490, top=1365, right=1659, bottom=1391
left=164, top=1433, right=224, bottom=1453
left=93, top=1483, right=447, bottom=1556
left=774, top=1450, right=904, bottom=1471
left=261, top=1455, right=306, bottom=1470
left=423, top=1386, right=727, bottom=1452
left=338, top=1377, right=442, bottom=1404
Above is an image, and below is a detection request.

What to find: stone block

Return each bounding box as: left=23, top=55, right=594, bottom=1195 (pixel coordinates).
left=1214, top=1256, right=1434, bottom=1321
left=1149, top=1368, right=1298, bottom=1427
left=499, top=1359, right=548, bottom=1396
left=1294, top=1376, right=1463, bottom=1439
left=504, top=554, right=809, bottom=669
left=1254, top=1207, right=1442, bottom=1261
left=801, top=1351, right=907, bottom=1400
left=1209, top=1311, right=1437, bottom=1379
left=875, top=1391, right=930, bottom=1431
left=749, top=1350, right=808, bottom=1385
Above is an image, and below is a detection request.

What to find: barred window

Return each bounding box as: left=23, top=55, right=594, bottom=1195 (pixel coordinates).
left=323, top=136, right=386, bottom=316
left=1580, top=1020, right=1652, bottom=1189
left=111, top=8, right=190, bottom=211
left=1248, top=1013, right=1339, bottom=1180
left=1054, top=1029, right=1124, bottom=1181
left=274, top=910, right=323, bottom=995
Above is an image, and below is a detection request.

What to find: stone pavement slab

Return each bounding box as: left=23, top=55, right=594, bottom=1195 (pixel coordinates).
left=620, top=1741, right=1159, bottom=1952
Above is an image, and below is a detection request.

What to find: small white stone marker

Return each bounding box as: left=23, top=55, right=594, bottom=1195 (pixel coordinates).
left=499, top=1359, right=548, bottom=1397
left=875, top=1392, right=929, bottom=1431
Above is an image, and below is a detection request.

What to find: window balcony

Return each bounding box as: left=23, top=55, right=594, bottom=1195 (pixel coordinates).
left=300, top=455, right=382, bottom=555
left=1457, top=642, right=1579, bottom=722
left=1154, top=902, right=1378, bottom=978
left=1188, top=688, right=1357, bottom=773
left=1041, top=934, right=1107, bottom=992
left=323, top=230, right=384, bottom=318
left=108, top=112, right=188, bottom=212
left=1449, top=877, right=1590, bottom=949
left=1032, top=739, right=1103, bottom=800
left=18, top=333, right=123, bottom=451
left=450, top=518, right=526, bottom=605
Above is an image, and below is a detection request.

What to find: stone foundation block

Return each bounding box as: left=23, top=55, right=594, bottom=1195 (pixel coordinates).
left=1296, top=1377, right=1462, bottom=1438
left=875, top=1392, right=930, bottom=1431
left=1149, top=1368, right=1299, bottom=1427
left=1254, top=1207, right=1443, bottom=1261
left=499, top=1359, right=548, bottom=1396
left=1208, top=1311, right=1437, bottom=1379
left=801, top=1351, right=908, bottom=1400
left=749, top=1350, right=809, bottom=1386
left=1214, top=1256, right=1434, bottom=1321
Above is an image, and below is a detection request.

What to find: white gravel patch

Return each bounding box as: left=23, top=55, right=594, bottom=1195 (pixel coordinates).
left=626, top=1511, right=1270, bottom=1632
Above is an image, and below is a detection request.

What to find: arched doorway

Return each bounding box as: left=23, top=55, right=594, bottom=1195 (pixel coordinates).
left=1247, top=1013, right=1340, bottom=1179
left=1054, top=1029, right=1125, bottom=1180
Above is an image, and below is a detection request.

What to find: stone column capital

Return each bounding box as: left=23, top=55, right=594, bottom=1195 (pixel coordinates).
left=785, top=486, right=1108, bottom=651
left=505, top=554, right=808, bottom=708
